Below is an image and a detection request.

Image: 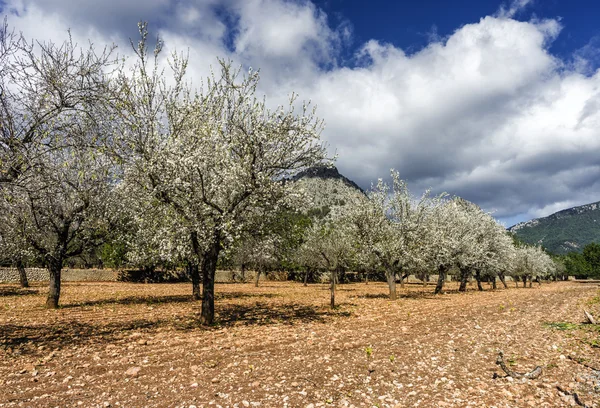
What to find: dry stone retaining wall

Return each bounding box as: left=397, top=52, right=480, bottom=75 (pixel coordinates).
left=0, top=268, right=118, bottom=283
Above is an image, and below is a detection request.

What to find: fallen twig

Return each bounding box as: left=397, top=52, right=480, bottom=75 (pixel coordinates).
left=584, top=310, right=597, bottom=325
left=300, top=376, right=317, bottom=386
left=567, top=355, right=600, bottom=372
left=556, top=385, right=590, bottom=408
left=494, top=351, right=542, bottom=379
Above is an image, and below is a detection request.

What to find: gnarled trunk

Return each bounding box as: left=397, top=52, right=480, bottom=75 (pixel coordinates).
left=200, top=235, right=220, bottom=325
left=498, top=272, right=508, bottom=289
left=254, top=268, right=261, bottom=287
left=46, top=259, right=62, bottom=309
left=458, top=267, right=470, bottom=292
left=492, top=276, right=497, bottom=289
left=303, top=267, right=310, bottom=287
left=434, top=266, right=449, bottom=294
left=187, top=261, right=201, bottom=300
left=475, top=270, right=484, bottom=291
left=386, top=269, right=397, bottom=300
left=16, top=260, right=29, bottom=288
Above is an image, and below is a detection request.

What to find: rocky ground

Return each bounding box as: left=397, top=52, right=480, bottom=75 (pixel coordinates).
left=1, top=280, right=599, bottom=407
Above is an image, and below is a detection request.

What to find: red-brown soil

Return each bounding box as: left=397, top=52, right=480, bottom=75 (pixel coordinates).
left=1, top=280, right=599, bottom=407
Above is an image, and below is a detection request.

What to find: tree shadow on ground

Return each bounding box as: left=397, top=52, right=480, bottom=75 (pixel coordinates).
left=210, top=302, right=329, bottom=327
left=217, top=292, right=281, bottom=300
left=62, top=295, right=196, bottom=308
left=63, top=291, right=280, bottom=308
left=0, top=286, right=40, bottom=297
left=0, top=302, right=345, bottom=354
left=0, top=319, right=160, bottom=352
left=358, top=293, right=390, bottom=299
left=352, top=291, right=438, bottom=300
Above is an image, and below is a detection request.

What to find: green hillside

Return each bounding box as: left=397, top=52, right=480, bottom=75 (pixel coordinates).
left=509, top=201, right=600, bottom=254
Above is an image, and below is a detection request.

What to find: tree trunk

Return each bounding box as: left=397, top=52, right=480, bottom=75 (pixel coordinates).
left=303, top=268, right=310, bottom=287
left=475, top=270, right=484, bottom=291
left=498, top=272, right=508, bottom=289
left=386, top=269, right=397, bottom=300
left=522, top=275, right=527, bottom=288
left=330, top=269, right=337, bottom=309
left=46, top=259, right=62, bottom=309
left=188, top=261, right=201, bottom=300
left=188, top=232, right=202, bottom=299
left=200, top=237, right=220, bottom=325
left=16, top=259, right=29, bottom=288
left=240, top=263, right=246, bottom=282
left=434, top=266, right=448, bottom=294
left=528, top=276, right=533, bottom=288
left=400, top=271, right=408, bottom=289
left=492, top=276, right=497, bottom=289
left=254, top=268, right=261, bottom=287
left=458, top=267, right=469, bottom=292
left=338, top=268, right=347, bottom=284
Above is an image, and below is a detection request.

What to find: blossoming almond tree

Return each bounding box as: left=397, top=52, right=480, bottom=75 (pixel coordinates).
left=116, top=24, right=328, bottom=324
left=0, top=26, right=116, bottom=307
left=349, top=170, right=444, bottom=299
left=4, top=138, right=114, bottom=308
left=511, top=244, right=555, bottom=287
left=422, top=197, right=481, bottom=294
left=446, top=199, right=517, bottom=291
left=299, top=220, right=355, bottom=308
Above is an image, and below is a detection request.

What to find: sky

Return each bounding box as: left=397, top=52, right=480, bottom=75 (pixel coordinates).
left=2, top=0, right=600, bottom=226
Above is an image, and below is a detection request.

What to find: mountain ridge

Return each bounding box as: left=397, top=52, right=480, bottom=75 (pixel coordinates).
left=292, top=165, right=365, bottom=194
left=291, top=165, right=367, bottom=219
left=509, top=200, right=600, bottom=254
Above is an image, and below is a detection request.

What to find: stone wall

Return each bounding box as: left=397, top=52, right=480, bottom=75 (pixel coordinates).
left=0, top=268, right=256, bottom=284
left=0, top=268, right=119, bottom=283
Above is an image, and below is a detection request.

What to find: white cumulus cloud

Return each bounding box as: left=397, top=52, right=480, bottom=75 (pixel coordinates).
left=3, top=0, right=600, bottom=224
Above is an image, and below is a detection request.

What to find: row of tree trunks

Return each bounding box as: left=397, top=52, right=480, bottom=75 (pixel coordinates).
left=458, top=270, right=508, bottom=292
